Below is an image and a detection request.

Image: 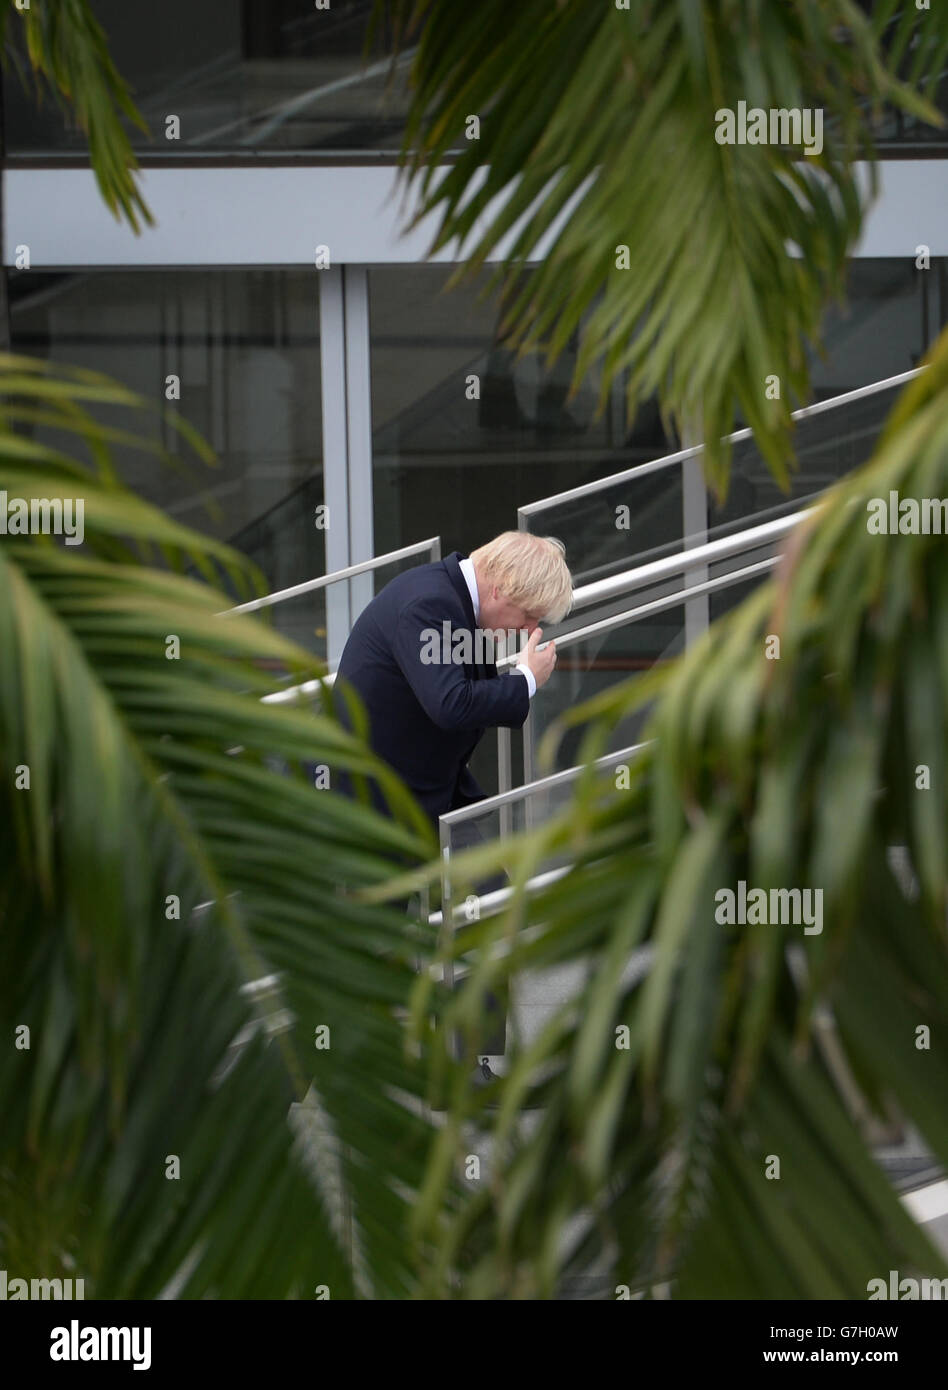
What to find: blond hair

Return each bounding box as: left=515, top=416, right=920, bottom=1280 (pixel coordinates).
left=469, top=531, right=572, bottom=623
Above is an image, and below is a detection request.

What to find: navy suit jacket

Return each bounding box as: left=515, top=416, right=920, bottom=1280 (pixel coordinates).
left=332, top=551, right=530, bottom=823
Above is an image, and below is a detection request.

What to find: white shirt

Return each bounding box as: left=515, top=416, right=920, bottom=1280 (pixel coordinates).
left=459, top=556, right=536, bottom=698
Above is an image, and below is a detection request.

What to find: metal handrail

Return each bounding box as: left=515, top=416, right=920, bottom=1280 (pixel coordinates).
left=437, top=742, right=646, bottom=983
left=431, top=498, right=892, bottom=919
left=488, top=510, right=808, bottom=674
left=221, top=536, right=441, bottom=616
left=496, top=554, right=778, bottom=668
left=439, top=741, right=646, bottom=826
left=259, top=566, right=772, bottom=928
left=428, top=864, right=572, bottom=928
left=518, top=367, right=922, bottom=521
left=264, top=515, right=793, bottom=698
left=261, top=672, right=335, bottom=705
left=495, top=532, right=792, bottom=784
left=566, top=507, right=809, bottom=611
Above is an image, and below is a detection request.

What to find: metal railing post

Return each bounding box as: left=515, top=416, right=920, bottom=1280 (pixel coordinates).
left=497, top=727, right=513, bottom=838
left=522, top=707, right=535, bottom=804
left=682, top=422, right=709, bottom=648
left=439, top=819, right=454, bottom=993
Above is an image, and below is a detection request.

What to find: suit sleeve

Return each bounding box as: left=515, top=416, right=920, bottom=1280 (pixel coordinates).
left=453, top=764, right=486, bottom=808
left=392, top=599, right=530, bottom=732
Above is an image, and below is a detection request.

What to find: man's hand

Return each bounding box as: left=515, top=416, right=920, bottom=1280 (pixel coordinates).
left=523, top=627, right=556, bottom=689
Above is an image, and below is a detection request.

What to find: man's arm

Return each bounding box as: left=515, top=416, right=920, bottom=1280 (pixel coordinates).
left=393, top=601, right=530, bottom=732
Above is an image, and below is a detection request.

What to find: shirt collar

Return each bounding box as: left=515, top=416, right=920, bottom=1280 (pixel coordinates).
left=458, top=556, right=480, bottom=621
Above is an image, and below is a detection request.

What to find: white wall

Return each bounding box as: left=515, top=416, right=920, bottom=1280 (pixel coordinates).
left=4, top=160, right=946, bottom=268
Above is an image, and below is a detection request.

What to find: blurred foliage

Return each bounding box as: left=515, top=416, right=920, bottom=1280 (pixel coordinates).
left=0, top=357, right=441, bottom=1297
left=376, top=0, right=947, bottom=494
left=380, top=329, right=948, bottom=1298
left=1, top=0, right=154, bottom=232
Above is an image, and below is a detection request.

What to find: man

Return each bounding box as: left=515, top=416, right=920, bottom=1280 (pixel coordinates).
left=332, top=531, right=572, bottom=1076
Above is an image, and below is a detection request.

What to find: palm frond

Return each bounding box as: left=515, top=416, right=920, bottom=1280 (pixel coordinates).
left=0, top=363, right=443, bottom=1298
left=378, top=0, right=944, bottom=493
left=395, top=325, right=948, bottom=1298
left=2, top=0, right=153, bottom=232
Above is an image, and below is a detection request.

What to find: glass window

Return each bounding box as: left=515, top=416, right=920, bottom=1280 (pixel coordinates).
left=810, top=257, right=944, bottom=396
left=3, top=0, right=413, bottom=156
left=712, top=257, right=948, bottom=539
left=368, top=263, right=678, bottom=563
left=532, top=597, right=684, bottom=776
left=8, top=268, right=326, bottom=656
left=872, top=70, right=948, bottom=152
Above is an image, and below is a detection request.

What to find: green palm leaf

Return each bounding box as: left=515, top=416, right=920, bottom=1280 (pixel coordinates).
left=378, top=0, right=944, bottom=491
left=1, top=0, right=153, bottom=231
left=0, top=360, right=443, bottom=1298
left=391, top=326, right=948, bottom=1298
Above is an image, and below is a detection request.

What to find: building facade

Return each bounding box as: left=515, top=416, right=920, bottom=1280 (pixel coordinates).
left=3, top=0, right=947, bottom=792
